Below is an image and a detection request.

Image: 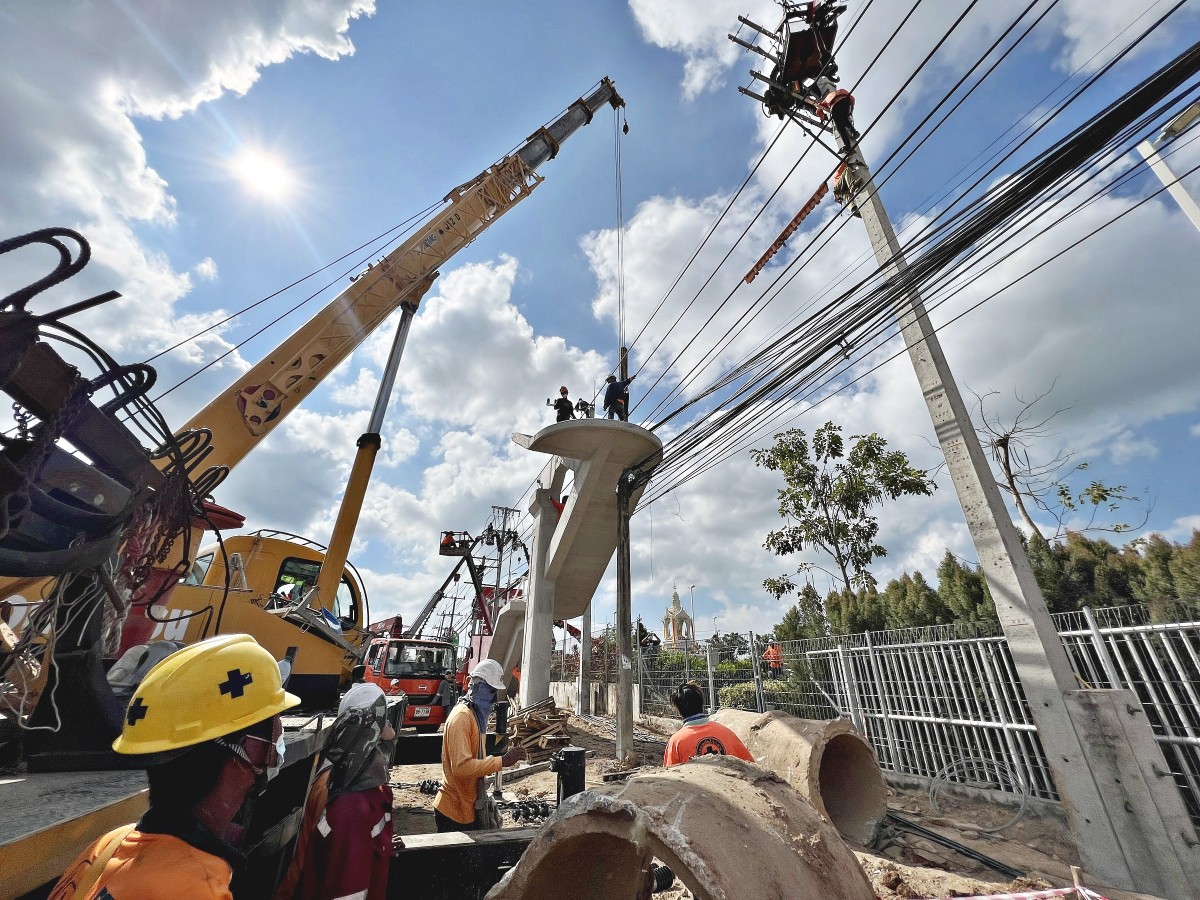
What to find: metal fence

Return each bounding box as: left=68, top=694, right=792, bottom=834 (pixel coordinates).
left=629, top=604, right=1200, bottom=827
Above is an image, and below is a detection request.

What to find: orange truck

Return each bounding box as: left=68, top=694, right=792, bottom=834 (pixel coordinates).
left=363, top=624, right=461, bottom=731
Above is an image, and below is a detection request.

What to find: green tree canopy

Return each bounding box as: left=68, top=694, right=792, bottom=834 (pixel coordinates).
left=770, top=583, right=829, bottom=642
left=753, top=422, right=936, bottom=595
left=936, top=551, right=995, bottom=623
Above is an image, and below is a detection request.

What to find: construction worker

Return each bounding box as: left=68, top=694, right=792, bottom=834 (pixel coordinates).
left=551, top=385, right=575, bottom=423
left=433, top=658, right=526, bottom=832
left=276, top=682, right=395, bottom=900
left=49, top=634, right=299, bottom=900
left=663, top=681, right=754, bottom=767
left=603, top=373, right=636, bottom=421
left=763, top=639, right=783, bottom=680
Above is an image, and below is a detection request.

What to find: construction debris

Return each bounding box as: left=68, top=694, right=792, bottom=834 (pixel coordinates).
left=509, top=697, right=572, bottom=763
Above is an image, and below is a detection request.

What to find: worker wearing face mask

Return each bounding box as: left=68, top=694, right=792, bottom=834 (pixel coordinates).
left=48, top=635, right=298, bottom=900
left=432, top=659, right=525, bottom=832
left=277, top=682, right=397, bottom=900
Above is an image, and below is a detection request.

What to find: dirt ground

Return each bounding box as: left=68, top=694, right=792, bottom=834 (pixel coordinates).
left=390, top=714, right=1162, bottom=900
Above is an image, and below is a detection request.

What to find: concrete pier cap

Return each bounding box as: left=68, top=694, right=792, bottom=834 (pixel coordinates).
left=513, top=418, right=663, bottom=621
left=711, top=708, right=887, bottom=845
left=485, top=755, right=875, bottom=900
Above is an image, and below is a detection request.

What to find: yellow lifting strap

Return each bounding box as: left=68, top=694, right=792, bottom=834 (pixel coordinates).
left=70, top=824, right=137, bottom=900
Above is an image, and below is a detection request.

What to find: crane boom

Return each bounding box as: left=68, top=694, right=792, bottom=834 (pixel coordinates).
left=180, top=78, right=624, bottom=474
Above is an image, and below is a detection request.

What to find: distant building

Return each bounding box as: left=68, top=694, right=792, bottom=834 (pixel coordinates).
left=661, top=586, right=695, bottom=650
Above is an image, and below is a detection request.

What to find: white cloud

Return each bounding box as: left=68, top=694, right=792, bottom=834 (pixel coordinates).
left=194, top=257, right=219, bottom=281
left=1108, top=430, right=1158, bottom=465
left=0, top=1, right=373, bottom=361
left=628, top=0, right=778, bottom=99
left=1160, top=516, right=1200, bottom=544
left=1053, top=0, right=1200, bottom=74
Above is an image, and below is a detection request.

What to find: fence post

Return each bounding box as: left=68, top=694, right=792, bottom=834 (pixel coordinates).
left=749, top=630, right=766, bottom=713
left=864, top=630, right=901, bottom=770
left=706, top=642, right=719, bottom=713
left=634, top=617, right=644, bottom=719
left=684, top=636, right=691, bottom=683
left=836, top=643, right=865, bottom=734
left=1082, top=605, right=1122, bottom=688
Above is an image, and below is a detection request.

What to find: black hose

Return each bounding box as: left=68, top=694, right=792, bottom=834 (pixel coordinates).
left=885, top=811, right=1024, bottom=880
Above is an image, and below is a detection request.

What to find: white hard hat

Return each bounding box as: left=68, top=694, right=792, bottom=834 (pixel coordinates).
left=470, top=658, right=507, bottom=690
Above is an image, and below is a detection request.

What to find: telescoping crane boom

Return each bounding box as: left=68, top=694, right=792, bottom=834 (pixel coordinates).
left=181, top=78, right=625, bottom=475
left=0, top=78, right=625, bottom=716
left=118, top=77, right=626, bottom=701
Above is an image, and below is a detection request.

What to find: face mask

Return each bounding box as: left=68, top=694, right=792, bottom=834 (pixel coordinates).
left=268, top=734, right=286, bottom=778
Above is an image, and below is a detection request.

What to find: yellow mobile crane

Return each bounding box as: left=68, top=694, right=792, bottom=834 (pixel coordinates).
left=2, top=78, right=625, bottom=710
left=0, top=78, right=623, bottom=896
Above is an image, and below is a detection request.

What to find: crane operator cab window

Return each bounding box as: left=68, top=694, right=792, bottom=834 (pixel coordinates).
left=182, top=552, right=215, bottom=586
left=274, top=557, right=361, bottom=631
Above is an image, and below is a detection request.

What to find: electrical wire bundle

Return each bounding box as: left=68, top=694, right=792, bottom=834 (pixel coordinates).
left=625, top=2, right=1200, bottom=508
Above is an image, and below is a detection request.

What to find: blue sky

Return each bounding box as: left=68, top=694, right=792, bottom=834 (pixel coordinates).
left=3, top=1, right=1200, bottom=641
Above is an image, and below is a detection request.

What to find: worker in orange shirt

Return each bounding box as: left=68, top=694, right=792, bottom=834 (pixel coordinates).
left=48, top=635, right=299, bottom=900
left=433, top=659, right=526, bottom=831
left=663, top=681, right=754, bottom=767
left=763, top=639, right=783, bottom=680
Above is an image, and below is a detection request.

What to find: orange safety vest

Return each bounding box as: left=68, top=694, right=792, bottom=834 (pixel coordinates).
left=664, top=718, right=755, bottom=767
left=49, top=826, right=234, bottom=900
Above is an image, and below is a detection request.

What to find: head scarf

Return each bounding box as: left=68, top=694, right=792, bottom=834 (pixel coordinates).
left=325, top=684, right=389, bottom=803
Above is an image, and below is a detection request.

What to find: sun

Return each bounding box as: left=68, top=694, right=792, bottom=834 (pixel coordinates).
left=228, top=147, right=296, bottom=201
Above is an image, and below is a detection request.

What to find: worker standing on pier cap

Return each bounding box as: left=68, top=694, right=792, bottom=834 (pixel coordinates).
left=49, top=634, right=299, bottom=900
left=552, top=386, right=575, bottom=422
left=603, top=373, right=636, bottom=421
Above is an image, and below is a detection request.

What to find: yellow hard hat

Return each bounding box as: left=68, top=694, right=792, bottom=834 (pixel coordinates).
left=113, top=634, right=300, bottom=755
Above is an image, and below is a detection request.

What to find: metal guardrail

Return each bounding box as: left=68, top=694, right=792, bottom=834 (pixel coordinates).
left=630, top=603, right=1200, bottom=827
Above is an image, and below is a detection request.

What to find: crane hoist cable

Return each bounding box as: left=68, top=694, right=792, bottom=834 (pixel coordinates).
left=614, top=102, right=628, bottom=356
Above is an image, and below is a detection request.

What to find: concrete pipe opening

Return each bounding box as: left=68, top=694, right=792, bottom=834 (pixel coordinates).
left=487, top=756, right=875, bottom=900
left=819, top=731, right=885, bottom=843
left=711, top=709, right=886, bottom=844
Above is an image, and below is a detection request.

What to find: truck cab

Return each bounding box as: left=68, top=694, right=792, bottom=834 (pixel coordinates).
left=364, top=634, right=461, bottom=730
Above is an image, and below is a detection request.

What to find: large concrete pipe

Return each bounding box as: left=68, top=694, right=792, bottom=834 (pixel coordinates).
left=711, top=708, right=886, bottom=844
left=486, top=755, right=875, bottom=900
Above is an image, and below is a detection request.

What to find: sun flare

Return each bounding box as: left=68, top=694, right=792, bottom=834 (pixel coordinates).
left=228, top=147, right=295, bottom=201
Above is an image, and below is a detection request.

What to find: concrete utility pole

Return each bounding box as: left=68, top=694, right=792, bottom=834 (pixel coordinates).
left=1138, top=100, right=1200, bottom=235
left=843, top=141, right=1198, bottom=894
left=614, top=472, right=637, bottom=766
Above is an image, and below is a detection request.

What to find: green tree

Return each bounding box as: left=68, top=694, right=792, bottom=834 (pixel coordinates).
left=1168, top=530, right=1200, bottom=608
left=1024, top=532, right=1141, bottom=614
left=935, top=551, right=995, bottom=623
left=826, top=584, right=887, bottom=635
left=752, top=422, right=935, bottom=595
left=1132, top=532, right=1176, bottom=611
left=771, top=584, right=829, bottom=642
left=708, top=631, right=750, bottom=661
left=883, top=571, right=952, bottom=629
